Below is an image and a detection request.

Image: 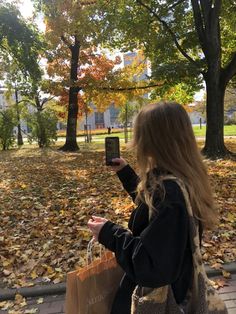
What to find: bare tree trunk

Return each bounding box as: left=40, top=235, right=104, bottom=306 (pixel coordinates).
left=203, top=73, right=228, bottom=158
left=35, top=95, right=46, bottom=148
left=15, top=88, right=23, bottom=146
left=60, top=36, right=81, bottom=151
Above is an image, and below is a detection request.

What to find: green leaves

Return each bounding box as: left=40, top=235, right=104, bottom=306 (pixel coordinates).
left=0, top=108, right=16, bottom=150
left=0, top=3, right=43, bottom=82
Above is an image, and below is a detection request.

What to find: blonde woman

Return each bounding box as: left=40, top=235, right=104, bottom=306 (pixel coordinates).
left=88, top=102, right=220, bottom=314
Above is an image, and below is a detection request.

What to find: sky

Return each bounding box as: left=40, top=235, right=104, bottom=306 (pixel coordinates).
left=18, top=0, right=34, bottom=18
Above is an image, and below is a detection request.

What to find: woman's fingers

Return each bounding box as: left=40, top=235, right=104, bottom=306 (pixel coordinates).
left=87, top=218, right=107, bottom=242
left=91, top=215, right=107, bottom=222
left=111, top=157, right=128, bottom=172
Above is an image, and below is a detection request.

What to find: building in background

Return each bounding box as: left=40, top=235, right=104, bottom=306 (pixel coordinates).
left=78, top=103, right=120, bottom=130
left=0, top=87, right=8, bottom=110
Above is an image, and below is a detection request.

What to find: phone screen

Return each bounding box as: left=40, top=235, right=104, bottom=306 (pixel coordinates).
left=105, top=137, right=120, bottom=166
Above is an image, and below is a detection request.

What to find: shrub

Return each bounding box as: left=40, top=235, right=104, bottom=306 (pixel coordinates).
left=0, top=109, right=16, bottom=150
left=26, top=109, right=58, bottom=147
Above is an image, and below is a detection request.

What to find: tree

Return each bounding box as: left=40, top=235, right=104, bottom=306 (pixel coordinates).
left=46, top=48, right=123, bottom=122
left=97, top=0, right=236, bottom=158
left=25, top=108, right=58, bottom=148
left=33, top=1, right=158, bottom=151
left=3, top=60, right=28, bottom=146
left=0, top=3, right=42, bottom=82
left=0, top=3, right=46, bottom=147
left=33, top=0, right=104, bottom=151
left=0, top=109, right=16, bottom=150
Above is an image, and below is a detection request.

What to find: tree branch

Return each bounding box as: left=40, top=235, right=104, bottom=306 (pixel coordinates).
left=41, top=96, right=56, bottom=106
left=211, top=0, right=221, bottom=33
left=61, top=35, right=73, bottom=50
left=0, top=43, right=7, bottom=51
left=136, top=0, right=201, bottom=72
left=95, top=82, right=165, bottom=92
left=79, top=1, right=97, bottom=5
left=16, top=99, right=29, bottom=105
left=199, top=0, right=211, bottom=25
left=221, top=52, right=236, bottom=84
left=191, top=0, right=207, bottom=53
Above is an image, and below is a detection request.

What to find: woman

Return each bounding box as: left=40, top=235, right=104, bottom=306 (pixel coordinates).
left=88, top=102, right=218, bottom=313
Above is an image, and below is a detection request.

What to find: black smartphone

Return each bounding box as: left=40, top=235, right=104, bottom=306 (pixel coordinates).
left=105, top=137, right=120, bottom=166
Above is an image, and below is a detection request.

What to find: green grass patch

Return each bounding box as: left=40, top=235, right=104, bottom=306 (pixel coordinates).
left=192, top=124, right=236, bottom=137
left=82, top=125, right=236, bottom=140
left=57, top=125, right=236, bottom=142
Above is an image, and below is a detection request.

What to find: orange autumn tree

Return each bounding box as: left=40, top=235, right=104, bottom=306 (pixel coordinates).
left=79, top=50, right=156, bottom=111
left=33, top=1, right=162, bottom=151
left=48, top=48, right=155, bottom=129
left=33, top=0, right=108, bottom=151
left=47, top=48, right=122, bottom=120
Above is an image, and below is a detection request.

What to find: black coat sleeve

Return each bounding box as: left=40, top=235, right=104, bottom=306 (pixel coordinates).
left=98, top=197, right=189, bottom=288
left=116, top=165, right=139, bottom=202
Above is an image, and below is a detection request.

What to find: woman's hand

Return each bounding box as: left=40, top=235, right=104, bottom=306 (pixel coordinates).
left=110, top=157, right=128, bottom=172
left=87, top=216, right=108, bottom=242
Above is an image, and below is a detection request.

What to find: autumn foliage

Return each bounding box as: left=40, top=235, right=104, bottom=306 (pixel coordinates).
left=0, top=140, right=235, bottom=292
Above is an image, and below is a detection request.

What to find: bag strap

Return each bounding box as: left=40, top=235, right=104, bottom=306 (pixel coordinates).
left=158, top=175, right=208, bottom=279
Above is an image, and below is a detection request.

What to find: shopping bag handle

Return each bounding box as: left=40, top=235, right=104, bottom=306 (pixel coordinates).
left=86, top=238, right=104, bottom=265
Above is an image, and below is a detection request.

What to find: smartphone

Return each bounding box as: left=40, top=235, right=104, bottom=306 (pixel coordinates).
left=105, top=137, right=120, bottom=166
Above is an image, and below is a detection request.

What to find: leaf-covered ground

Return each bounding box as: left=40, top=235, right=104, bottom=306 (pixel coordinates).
left=0, top=140, right=235, bottom=290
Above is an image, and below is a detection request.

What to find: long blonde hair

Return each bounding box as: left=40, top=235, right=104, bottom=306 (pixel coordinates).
left=131, top=101, right=217, bottom=229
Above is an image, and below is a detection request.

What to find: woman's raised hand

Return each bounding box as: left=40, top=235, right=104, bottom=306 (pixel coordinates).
left=110, top=157, right=128, bottom=172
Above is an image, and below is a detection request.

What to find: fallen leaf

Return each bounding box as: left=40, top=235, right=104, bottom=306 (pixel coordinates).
left=37, top=298, right=44, bottom=304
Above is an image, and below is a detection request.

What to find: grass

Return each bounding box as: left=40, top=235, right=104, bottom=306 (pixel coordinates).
left=57, top=125, right=236, bottom=142
left=193, top=124, right=236, bottom=137
left=67, top=125, right=236, bottom=143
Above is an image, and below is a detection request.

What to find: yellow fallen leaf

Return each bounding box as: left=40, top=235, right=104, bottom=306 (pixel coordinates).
left=53, top=278, right=62, bottom=284
left=30, top=270, right=38, bottom=280
left=3, top=260, right=11, bottom=267
left=24, top=308, right=38, bottom=313
left=9, top=310, right=23, bottom=314
left=222, top=270, right=231, bottom=279
left=211, top=263, right=223, bottom=270
left=37, top=298, right=44, bottom=304
left=3, top=269, right=11, bottom=276
left=15, top=293, right=24, bottom=304
left=0, top=301, right=14, bottom=310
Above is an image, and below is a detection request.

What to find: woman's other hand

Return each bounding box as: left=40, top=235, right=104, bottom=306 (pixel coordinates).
left=110, top=157, right=128, bottom=172
left=87, top=216, right=108, bottom=242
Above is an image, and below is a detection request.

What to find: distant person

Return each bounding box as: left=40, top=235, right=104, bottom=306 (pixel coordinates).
left=88, top=102, right=227, bottom=314
left=107, top=126, right=111, bottom=134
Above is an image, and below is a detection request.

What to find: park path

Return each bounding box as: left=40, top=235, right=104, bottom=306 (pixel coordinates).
left=0, top=274, right=235, bottom=314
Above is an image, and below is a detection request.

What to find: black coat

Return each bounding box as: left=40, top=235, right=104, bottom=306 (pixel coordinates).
left=98, top=165, right=200, bottom=314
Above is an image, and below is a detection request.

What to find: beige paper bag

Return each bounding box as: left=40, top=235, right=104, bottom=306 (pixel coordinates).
left=66, top=251, right=124, bottom=314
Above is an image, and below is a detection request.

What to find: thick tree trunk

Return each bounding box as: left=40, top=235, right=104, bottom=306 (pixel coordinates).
left=61, top=87, right=79, bottom=151
left=17, top=123, right=23, bottom=146
left=202, top=73, right=229, bottom=158
left=36, top=110, right=46, bottom=148
left=60, top=37, right=80, bottom=152
left=190, top=1, right=233, bottom=158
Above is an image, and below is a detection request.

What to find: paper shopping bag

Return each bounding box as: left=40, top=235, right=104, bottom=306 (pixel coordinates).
left=66, top=251, right=124, bottom=314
